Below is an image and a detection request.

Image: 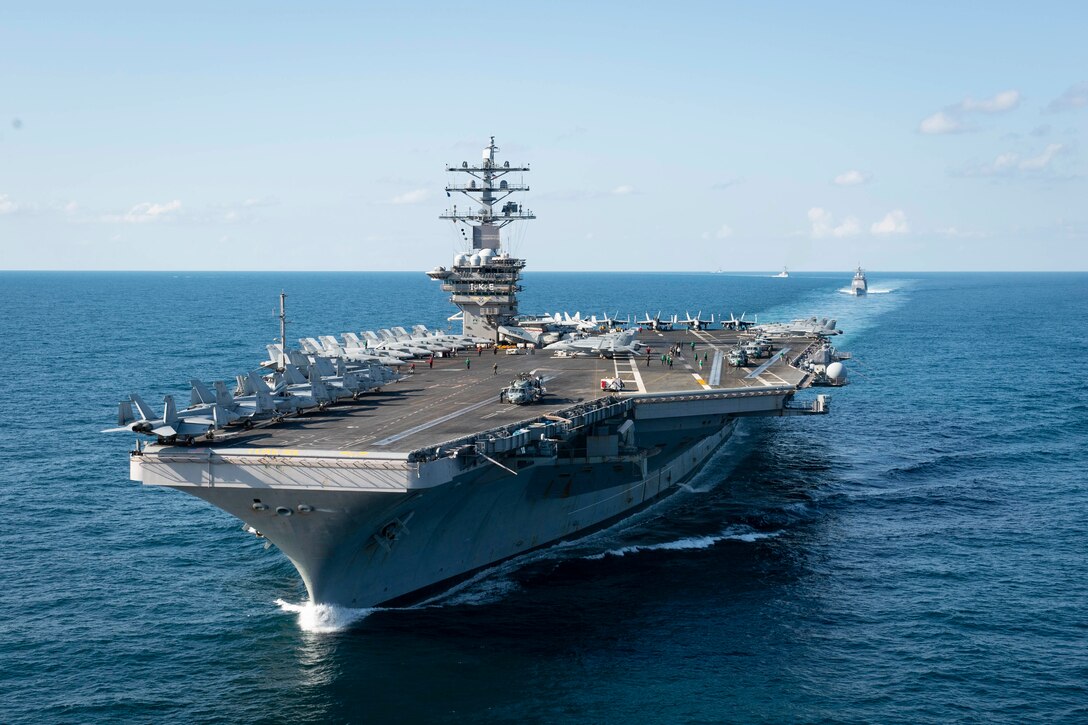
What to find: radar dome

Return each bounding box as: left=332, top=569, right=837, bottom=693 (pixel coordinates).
left=826, top=362, right=846, bottom=383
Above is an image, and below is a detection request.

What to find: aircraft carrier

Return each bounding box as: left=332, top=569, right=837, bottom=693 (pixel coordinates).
left=121, top=138, right=847, bottom=609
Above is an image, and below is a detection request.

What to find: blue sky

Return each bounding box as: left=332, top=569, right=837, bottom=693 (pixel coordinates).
left=1, top=1, right=1086, bottom=271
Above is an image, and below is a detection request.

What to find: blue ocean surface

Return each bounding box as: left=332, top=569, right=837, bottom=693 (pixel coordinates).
left=0, top=270, right=1085, bottom=724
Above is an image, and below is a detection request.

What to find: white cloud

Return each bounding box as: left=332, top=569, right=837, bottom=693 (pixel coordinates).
left=937, top=226, right=986, bottom=239
left=960, top=90, right=1021, bottom=113
left=919, top=90, right=1020, bottom=134
left=389, top=189, right=429, bottom=204
left=612, top=184, right=635, bottom=195
left=958, top=143, right=1067, bottom=176
left=1018, top=143, right=1065, bottom=170
left=993, top=152, right=1019, bottom=170
left=919, top=111, right=969, bottom=134
left=871, top=210, right=909, bottom=235
left=1045, top=82, right=1088, bottom=113
left=0, top=194, right=21, bottom=214
left=711, top=178, right=743, bottom=190
left=103, top=200, right=182, bottom=223
left=715, top=224, right=733, bottom=239
left=833, top=170, right=872, bottom=186
left=808, top=207, right=861, bottom=238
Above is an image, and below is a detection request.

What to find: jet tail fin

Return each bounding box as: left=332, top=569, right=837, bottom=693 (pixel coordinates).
left=283, top=364, right=308, bottom=385
left=130, top=393, right=156, bottom=421
left=213, top=381, right=234, bottom=407
left=307, top=364, right=332, bottom=402
left=246, top=371, right=276, bottom=411
left=163, top=395, right=178, bottom=425
left=287, top=350, right=310, bottom=369
left=190, top=379, right=215, bottom=406
left=117, top=400, right=135, bottom=426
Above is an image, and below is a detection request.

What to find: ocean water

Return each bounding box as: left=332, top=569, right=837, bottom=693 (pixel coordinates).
left=1, top=270, right=1085, bottom=724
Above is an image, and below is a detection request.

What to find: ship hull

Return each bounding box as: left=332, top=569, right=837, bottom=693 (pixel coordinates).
left=169, top=418, right=739, bottom=608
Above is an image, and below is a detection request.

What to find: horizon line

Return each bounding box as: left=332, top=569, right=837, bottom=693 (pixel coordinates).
left=1, top=268, right=1086, bottom=274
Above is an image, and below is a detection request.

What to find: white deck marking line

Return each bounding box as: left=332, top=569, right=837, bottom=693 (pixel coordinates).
left=708, top=350, right=724, bottom=386
left=627, top=353, right=647, bottom=393
left=691, top=373, right=712, bottom=390
left=611, top=354, right=646, bottom=393
left=374, top=398, right=493, bottom=446
left=746, top=347, right=792, bottom=379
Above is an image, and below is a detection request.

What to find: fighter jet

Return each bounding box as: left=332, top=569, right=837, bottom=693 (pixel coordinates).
left=104, top=393, right=226, bottom=442
left=544, top=330, right=644, bottom=358
left=594, top=312, right=630, bottom=329
left=273, top=365, right=340, bottom=407
left=721, top=312, right=756, bottom=331
left=754, top=317, right=841, bottom=337
left=679, top=311, right=715, bottom=331
left=635, top=312, right=676, bottom=331
left=235, top=370, right=308, bottom=416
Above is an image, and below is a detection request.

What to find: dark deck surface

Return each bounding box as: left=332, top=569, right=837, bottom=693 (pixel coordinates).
left=210, top=328, right=819, bottom=453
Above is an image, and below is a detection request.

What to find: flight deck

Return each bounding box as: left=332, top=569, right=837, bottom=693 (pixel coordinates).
left=199, top=328, right=822, bottom=455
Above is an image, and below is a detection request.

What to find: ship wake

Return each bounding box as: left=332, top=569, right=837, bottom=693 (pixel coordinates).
left=582, top=525, right=779, bottom=560
left=837, top=286, right=897, bottom=294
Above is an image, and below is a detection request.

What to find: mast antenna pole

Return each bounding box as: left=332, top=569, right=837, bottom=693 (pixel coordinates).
left=278, top=291, right=287, bottom=371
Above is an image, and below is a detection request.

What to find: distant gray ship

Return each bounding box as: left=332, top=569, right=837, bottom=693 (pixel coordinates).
left=851, top=266, right=868, bottom=296
left=120, top=138, right=846, bottom=609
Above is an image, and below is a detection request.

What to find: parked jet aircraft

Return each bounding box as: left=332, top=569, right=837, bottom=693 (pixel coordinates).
left=679, top=311, right=715, bottom=330
left=103, top=393, right=223, bottom=442
left=721, top=312, right=756, bottom=331
left=755, top=317, right=841, bottom=337
left=544, top=330, right=644, bottom=358
left=635, top=312, right=676, bottom=331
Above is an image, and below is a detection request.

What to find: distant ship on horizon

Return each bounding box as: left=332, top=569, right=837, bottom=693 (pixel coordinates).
left=850, top=266, right=867, bottom=296
left=774, top=267, right=789, bottom=278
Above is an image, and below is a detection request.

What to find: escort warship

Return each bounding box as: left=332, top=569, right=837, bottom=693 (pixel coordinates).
left=851, top=266, right=868, bottom=296
left=116, top=138, right=848, bottom=609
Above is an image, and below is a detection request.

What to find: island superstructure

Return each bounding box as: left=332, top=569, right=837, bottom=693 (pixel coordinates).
left=427, top=137, right=534, bottom=343
left=122, top=139, right=848, bottom=610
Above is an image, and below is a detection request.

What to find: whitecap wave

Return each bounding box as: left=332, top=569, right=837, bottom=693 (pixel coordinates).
left=275, top=598, right=375, bottom=633
left=583, top=526, right=779, bottom=560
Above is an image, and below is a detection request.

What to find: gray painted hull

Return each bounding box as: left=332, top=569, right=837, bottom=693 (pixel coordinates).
left=175, top=417, right=738, bottom=608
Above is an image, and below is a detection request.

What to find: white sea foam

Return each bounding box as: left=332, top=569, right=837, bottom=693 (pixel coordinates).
left=584, top=526, right=779, bottom=560
left=838, top=286, right=896, bottom=295
left=275, top=598, right=375, bottom=633
left=417, top=574, right=520, bottom=608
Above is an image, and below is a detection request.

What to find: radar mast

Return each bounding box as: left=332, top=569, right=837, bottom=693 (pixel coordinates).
left=427, top=137, right=535, bottom=341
